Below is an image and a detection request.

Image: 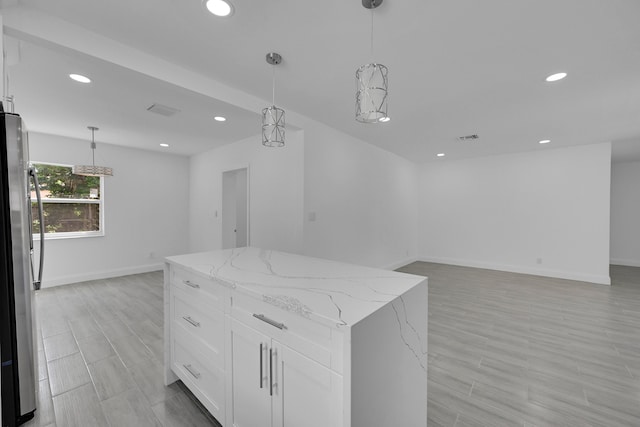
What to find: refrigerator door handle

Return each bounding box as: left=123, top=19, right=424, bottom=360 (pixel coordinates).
left=29, top=166, right=44, bottom=290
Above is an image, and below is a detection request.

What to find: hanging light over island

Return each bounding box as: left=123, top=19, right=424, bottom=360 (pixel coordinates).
left=356, top=0, right=389, bottom=124
left=262, top=52, right=285, bottom=147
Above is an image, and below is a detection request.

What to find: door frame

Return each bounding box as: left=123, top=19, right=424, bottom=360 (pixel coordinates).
left=221, top=164, right=251, bottom=248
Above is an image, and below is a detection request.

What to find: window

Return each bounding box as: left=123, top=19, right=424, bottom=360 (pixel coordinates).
left=31, top=163, right=104, bottom=239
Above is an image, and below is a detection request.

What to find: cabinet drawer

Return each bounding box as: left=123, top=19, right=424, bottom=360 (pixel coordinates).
left=170, top=266, right=226, bottom=311
left=171, top=289, right=224, bottom=365
left=173, top=336, right=225, bottom=422
left=231, top=292, right=334, bottom=369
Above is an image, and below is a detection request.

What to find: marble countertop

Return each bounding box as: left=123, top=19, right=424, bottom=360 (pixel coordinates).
left=165, top=247, right=427, bottom=329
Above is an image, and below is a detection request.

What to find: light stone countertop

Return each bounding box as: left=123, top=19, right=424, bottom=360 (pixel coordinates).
left=165, top=247, right=427, bottom=329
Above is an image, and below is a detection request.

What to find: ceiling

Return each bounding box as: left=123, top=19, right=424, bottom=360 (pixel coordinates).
left=5, top=36, right=261, bottom=156
left=3, top=0, right=640, bottom=162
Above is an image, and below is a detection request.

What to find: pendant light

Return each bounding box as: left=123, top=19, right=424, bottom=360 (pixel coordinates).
left=262, top=52, right=285, bottom=147
left=73, top=126, right=113, bottom=176
left=356, top=0, right=389, bottom=123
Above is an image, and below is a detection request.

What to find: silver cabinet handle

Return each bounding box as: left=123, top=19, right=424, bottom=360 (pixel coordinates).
left=253, top=314, right=286, bottom=330
left=182, top=316, right=200, bottom=328
left=183, top=364, right=201, bottom=379
left=259, top=343, right=264, bottom=389
left=269, top=348, right=274, bottom=396
left=183, top=280, right=200, bottom=289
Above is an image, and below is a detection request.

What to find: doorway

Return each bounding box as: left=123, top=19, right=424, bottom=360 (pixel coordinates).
left=222, top=167, right=249, bottom=249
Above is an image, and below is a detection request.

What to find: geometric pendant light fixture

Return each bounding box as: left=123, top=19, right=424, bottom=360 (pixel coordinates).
left=262, top=52, right=285, bottom=147
left=356, top=0, right=390, bottom=123
left=72, top=126, right=114, bottom=176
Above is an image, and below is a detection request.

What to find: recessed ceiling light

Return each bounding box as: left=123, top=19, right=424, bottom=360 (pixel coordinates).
left=378, top=116, right=391, bottom=123
left=545, top=72, right=567, bottom=82
left=214, top=116, right=227, bottom=122
left=437, top=153, right=445, bottom=157
left=539, top=139, right=551, bottom=144
left=204, top=0, right=234, bottom=17
left=160, top=143, right=169, bottom=147
left=69, top=74, right=91, bottom=83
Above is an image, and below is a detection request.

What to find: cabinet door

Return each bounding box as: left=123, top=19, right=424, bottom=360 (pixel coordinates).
left=230, top=318, right=272, bottom=427
left=272, top=342, right=343, bottom=427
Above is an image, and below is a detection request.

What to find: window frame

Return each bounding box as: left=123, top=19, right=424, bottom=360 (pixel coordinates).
left=31, top=161, right=105, bottom=240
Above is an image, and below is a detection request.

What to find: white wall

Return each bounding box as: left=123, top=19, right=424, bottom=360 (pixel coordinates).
left=189, top=121, right=418, bottom=271
left=611, top=160, right=640, bottom=266
left=302, top=120, right=418, bottom=269
left=189, top=131, right=304, bottom=254
left=29, top=132, right=190, bottom=287
left=417, top=143, right=612, bottom=285
left=30, top=129, right=615, bottom=286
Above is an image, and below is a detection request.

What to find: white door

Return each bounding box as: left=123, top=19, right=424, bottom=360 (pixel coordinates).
left=230, top=319, right=271, bottom=427
left=222, top=170, right=237, bottom=249
left=272, top=342, right=343, bottom=427
left=234, top=168, right=248, bottom=247
left=222, top=168, right=249, bottom=249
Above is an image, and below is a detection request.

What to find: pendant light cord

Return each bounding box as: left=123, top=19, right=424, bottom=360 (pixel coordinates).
left=272, top=62, right=276, bottom=107
left=370, top=8, right=374, bottom=60
left=91, top=127, right=96, bottom=168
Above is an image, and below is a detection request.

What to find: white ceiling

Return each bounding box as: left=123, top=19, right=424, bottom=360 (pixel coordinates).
left=5, top=36, right=261, bottom=156
left=4, top=0, right=640, bottom=161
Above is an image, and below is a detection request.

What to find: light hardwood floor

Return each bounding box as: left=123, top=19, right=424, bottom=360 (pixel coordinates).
left=28, top=271, right=220, bottom=427
left=27, top=264, right=640, bottom=426
left=397, top=262, right=640, bottom=427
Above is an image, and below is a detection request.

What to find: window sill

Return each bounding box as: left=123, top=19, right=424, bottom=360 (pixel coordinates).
left=33, top=231, right=105, bottom=241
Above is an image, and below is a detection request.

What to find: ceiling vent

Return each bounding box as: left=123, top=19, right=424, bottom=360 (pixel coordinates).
left=146, top=103, right=180, bottom=117
left=458, top=134, right=479, bottom=141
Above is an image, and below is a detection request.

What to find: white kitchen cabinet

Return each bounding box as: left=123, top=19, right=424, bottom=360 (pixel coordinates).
left=229, top=317, right=342, bottom=427
left=229, top=318, right=271, bottom=427
left=172, top=331, right=226, bottom=419
left=164, top=248, right=428, bottom=427
left=166, top=265, right=228, bottom=423
left=273, top=340, right=343, bottom=427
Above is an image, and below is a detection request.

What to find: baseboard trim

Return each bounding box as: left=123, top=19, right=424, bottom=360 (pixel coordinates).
left=41, top=263, right=164, bottom=288
left=418, top=255, right=611, bottom=285
left=381, top=257, right=420, bottom=271
left=610, top=258, right=640, bottom=267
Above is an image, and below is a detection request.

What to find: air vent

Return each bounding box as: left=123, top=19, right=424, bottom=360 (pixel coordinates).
left=458, top=134, right=479, bottom=141
left=146, top=103, right=180, bottom=117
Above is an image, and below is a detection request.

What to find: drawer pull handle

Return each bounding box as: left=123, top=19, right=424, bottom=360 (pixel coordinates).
left=183, top=280, right=200, bottom=289
left=183, top=364, right=201, bottom=379
left=253, top=314, right=286, bottom=330
left=182, top=316, right=201, bottom=328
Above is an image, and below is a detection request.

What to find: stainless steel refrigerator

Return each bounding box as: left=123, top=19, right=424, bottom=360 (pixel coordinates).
left=0, top=108, right=44, bottom=427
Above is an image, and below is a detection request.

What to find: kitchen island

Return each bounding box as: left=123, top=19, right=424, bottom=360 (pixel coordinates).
left=164, top=247, right=428, bottom=427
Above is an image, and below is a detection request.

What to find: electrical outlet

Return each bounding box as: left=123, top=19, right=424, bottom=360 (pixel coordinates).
left=536, top=258, right=542, bottom=265
left=150, top=252, right=156, bottom=259
left=308, top=212, right=317, bottom=222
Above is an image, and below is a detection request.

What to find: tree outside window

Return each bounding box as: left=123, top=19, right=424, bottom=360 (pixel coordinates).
left=31, top=163, right=104, bottom=237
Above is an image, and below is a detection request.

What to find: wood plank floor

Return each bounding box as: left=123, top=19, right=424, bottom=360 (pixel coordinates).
left=26, top=264, right=640, bottom=426
left=27, top=271, right=220, bottom=427
left=397, top=262, right=640, bottom=427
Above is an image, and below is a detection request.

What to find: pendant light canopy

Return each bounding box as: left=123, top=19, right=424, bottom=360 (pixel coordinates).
left=73, top=126, right=113, bottom=177
left=262, top=52, right=285, bottom=147
left=356, top=0, right=389, bottom=123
